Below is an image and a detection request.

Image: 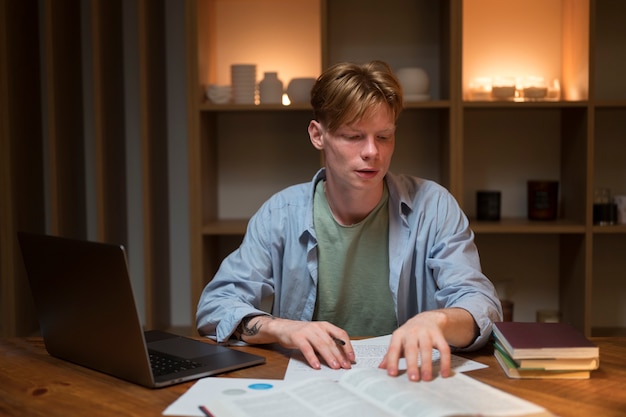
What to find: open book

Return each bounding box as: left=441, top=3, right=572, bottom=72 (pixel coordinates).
left=204, top=368, right=554, bottom=417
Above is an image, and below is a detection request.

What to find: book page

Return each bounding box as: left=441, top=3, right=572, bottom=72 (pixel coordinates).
left=206, top=368, right=550, bottom=417
left=207, top=377, right=393, bottom=417
left=339, top=369, right=550, bottom=417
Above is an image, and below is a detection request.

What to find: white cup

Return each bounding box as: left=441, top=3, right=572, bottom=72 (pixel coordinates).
left=614, top=195, right=626, bottom=224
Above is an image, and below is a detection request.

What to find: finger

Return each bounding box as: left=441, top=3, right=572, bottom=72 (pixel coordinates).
left=378, top=353, right=388, bottom=369
left=436, top=342, right=452, bottom=378
left=297, top=342, right=322, bottom=370
left=380, top=334, right=403, bottom=376
left=321, top=345, right=352, bottom=369
left=337, top=338, right=356, bottom=366
left=403, top=338, right=421, bottom=382
left=418, top=343, right=434, bottom=381
left=315, top=341, right=347, bottom=370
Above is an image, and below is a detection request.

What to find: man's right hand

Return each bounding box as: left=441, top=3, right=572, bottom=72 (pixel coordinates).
left=238, top=316, right=355, bottom=370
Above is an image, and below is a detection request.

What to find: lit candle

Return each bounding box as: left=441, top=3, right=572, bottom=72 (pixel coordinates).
left=522, top=76, right=547, bottom=100
left=491, top=76, right=516, bottom=100
left=469, top=77, right=492, bottom=100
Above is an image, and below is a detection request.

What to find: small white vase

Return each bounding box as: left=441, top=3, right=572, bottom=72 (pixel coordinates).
left=259, top=72, right=283, bottom=104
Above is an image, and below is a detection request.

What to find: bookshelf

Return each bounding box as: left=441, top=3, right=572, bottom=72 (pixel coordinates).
left=186, top=0, right=626, bottom=336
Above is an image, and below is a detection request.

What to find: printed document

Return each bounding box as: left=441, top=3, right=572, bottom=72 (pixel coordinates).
left=284, top=334, right=487, bottom=382
left=206, top=368, right=553, bottom=417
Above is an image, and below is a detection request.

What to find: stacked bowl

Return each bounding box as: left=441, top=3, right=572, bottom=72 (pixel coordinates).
left=231, top=64, right=257, bottom=104
left=205, top=84, right=232, bottom=104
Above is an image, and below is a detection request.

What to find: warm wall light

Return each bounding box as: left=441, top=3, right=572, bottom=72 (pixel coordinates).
left=210, top=0, right=321, bottom=90
left=468, top=75, right=560, bottom=101
left=463, top=0, right=572, bottom=100
left=468, top=77, right=492, bottom=100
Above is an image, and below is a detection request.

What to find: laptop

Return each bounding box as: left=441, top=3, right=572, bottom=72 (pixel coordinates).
left=17, top=232, right=265, bottom=388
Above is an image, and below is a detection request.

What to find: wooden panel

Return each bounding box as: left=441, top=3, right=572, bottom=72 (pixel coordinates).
left=560, top=107, right=589, bottom=224
left=43, top=0, right=87, bottom=238
left=0, top=0, right=45, bottom=337
left=91, top=0, right=127, bottom=244
left=562, top=0, right=590, bottom=100
left=187, top=0, right=204, bottom=329
left=138, top=0, right=170, bottom=330
left=560, top=234, right=590, bottom=334
left=591, top=0, right=626, bottom=100
left=448, top=0, right=462, bottom=199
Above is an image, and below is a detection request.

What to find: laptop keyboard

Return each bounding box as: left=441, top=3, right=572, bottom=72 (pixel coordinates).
left=149, top=350, right=204, bottom=377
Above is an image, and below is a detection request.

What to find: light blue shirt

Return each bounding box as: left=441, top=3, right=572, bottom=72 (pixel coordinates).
left=196, top=168, right=502, bottom=351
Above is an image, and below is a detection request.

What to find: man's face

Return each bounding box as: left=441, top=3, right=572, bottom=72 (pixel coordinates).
left=309, top=103, right=396, bottom=193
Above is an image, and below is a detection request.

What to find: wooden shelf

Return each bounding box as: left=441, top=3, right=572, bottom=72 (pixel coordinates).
left=592, top=100, right=626, bottom=108
left=186, top=0, right=626, bottom=336
left=202, top=220, right=249, bottom=236
left=199, top=103, right=311, bottom=112
left=462, top=100, right=588, bottom=108
left=403, top=100, right=451, bottom=109
left=592, top=225, right=626, bottom=234
left=471, top=218, right=586, bottom=234
left=199, top=100, right=452, bottom=111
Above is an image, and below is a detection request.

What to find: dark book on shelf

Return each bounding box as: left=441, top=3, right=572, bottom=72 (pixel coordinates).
left=492, top=322, right=599, bottom=360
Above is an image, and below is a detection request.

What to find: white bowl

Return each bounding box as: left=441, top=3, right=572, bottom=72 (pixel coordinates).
left=206, top=84, right=232, bottom=104
left=287, top=77, right=316, bottom=103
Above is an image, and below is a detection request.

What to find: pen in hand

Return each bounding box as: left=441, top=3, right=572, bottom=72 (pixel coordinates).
left=333, top=336, right=356, bottom=366
left=332, top=337, right=346, bottom=346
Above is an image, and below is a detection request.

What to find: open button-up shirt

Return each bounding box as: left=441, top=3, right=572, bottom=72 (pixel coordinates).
left=196, top=168, right=502, bottom=351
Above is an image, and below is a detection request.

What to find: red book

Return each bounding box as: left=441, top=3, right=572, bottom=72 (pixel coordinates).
left=493, top=322, right=599, bottom=360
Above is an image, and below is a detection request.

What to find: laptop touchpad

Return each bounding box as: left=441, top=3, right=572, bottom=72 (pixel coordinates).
left=149, top=337, right=227, bottom=359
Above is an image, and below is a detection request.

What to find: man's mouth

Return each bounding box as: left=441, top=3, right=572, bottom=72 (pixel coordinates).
left=356, top=169, right=378, bottom=177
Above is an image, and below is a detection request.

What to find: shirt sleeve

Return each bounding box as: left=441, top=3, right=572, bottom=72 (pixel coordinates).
left=426, top=191, right=503, bottom=351
left=195, top=205, right=276, bottom=342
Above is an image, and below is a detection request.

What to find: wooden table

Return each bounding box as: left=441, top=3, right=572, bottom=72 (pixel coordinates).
left=0, top=337, right=624, bottom=416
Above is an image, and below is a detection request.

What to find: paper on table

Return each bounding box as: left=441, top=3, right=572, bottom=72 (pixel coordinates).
left=162, top=377, right=286, bottom=416
left=283, top=334, right=487, bottom=382
left=163, top=335, right=489, bottom=416
left=207, top=369, right=552, bottom=417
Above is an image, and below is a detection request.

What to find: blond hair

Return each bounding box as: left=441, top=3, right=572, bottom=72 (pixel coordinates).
left=310, top=61, right=403, bottom=132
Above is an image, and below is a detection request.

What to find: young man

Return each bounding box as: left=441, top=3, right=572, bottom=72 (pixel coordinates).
left=196, top=61, right=502, bottom=381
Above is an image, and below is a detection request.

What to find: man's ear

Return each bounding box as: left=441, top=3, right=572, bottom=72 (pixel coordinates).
left=308, top=120, right=324, bottom=151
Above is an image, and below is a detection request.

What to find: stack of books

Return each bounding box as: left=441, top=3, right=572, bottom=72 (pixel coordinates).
left=492, top=321, right=600, bottom=379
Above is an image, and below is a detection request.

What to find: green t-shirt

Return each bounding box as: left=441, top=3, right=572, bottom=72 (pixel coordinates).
left=312, top=180, right=397, bottom=337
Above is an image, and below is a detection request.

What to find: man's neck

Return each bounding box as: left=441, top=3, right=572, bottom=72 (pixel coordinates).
left=323, top=180, right=384, bottom=226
